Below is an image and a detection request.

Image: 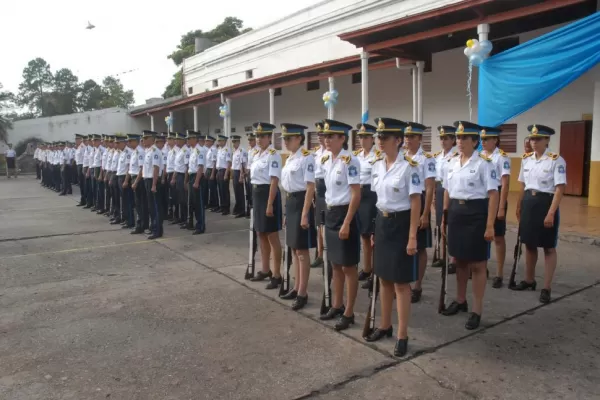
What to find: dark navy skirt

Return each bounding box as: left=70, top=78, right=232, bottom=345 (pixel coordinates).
left=374, top=210, right=418, bottom=284
left=519, top=190, right=559, bottom=249
left=325, top=205, right=360, bottom=266
left=285, top=190, right=317, bottom=250
left=448, top=198, right=490, bottom=262
left=252, top=184, right=282, bottom=233
left=357, top=185, right=377, bottom=235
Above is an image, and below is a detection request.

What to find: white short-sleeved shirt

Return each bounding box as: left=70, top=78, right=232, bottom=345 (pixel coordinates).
left=117, top=147, right=131, bottom=176
left=66, top=148, right=75, bottom=164
left=247, top=145, right=259, bottom=169
left=406, top=146, right=436, bottom=192
left=322, top=149, right=361, bottom=206
left=443, top=151, right=499, bottom=200
left=518, top=149, right=566, bottom=194
left=216, top=146, right=231, bottom=169
left=93, top=146, right=105, bottom=168
left=75, top=144, right=85, bottom=165
left=161, top=145, right=169, bottom=173
left=281, top=148, right=315, bottom=193
left=232, top=147, right=246, bottom=171
left=110, top=149, right=120, bottom=172
left=205, top=146, right=217, bottom=169
left=250, top=147, right=282, bottom=185
left=129, top=145, right=145, bottom=176
left=188, top=144, right=206, bottom=174
left=105, top=149, right=114, bottom=171
left=166, top=145, right=179, bottom=173
left=434, top=147, right=457, bottom=183
left=313, top=146, right=329, bottom=179
left=372, top=153, right=424, bottom=212
left=83, top=145, right=92, bottom=167
left=5, top=149, right=16, bottom=158
left=482, top=147, right=511, bottom=186
left=143, top=145, right=162, bottom=178
left=174, top=145, right=190, bottom=173
left=354, top=147, right=379, bottom=185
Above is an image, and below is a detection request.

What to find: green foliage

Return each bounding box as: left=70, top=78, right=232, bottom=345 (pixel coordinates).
left=0, top=82, right=15, bottom=143
left=16, top=58, right=54, bottom=117
left=99, top=76, right=134, bottom=109
left=14, top=136, right=43, bottom=156
left=163, top=17, right=252, bottom=98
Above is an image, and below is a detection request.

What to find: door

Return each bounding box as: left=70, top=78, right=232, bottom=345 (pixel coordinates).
left=559, top=121, right=587, bottom=196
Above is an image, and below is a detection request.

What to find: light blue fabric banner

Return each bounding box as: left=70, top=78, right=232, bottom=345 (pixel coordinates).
left=478, top=12, right=600, bottom=127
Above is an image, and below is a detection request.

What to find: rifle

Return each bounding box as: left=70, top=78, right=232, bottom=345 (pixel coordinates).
left=508, top=228, right=522, bottom=289
left=319, top=210, right=332, bottom=315
left=438, top=210, right=449, bottom=313
left=244, top=208, right=257, bottom=280
left=279, top=221, right=292, bottom=297
left=362, top=218, right=377, bottom=339
left=187, top=178, right=194, bottom=229
left=431, top=225, right=440, bottom=266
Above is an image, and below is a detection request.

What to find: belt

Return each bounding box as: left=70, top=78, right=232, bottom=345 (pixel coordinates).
left=326, top=204, right=349, bottom=210
left=286, top=191, right=306, bottom=198
left=451, top=198, right=486, bottom=205
left=526, top=189, right=553, bottom=197
left=378, top=209, right=408, bottom=218
left=360, top=184, right=371, bottom=189
left=252, top=184, right=270, bottom=189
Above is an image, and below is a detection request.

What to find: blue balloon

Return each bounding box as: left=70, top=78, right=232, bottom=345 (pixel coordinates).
left=479, top=40, right=493, bottom=56
left=330, top=89, right=338, bottom=98
left=470, top=54, right=484, bottom=67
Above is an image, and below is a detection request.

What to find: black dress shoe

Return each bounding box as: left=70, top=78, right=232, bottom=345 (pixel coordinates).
left=492, top=277, right=503, bottom=289
left=539, top=288, right=551, bottom=304
left=448, top=263, right=457, bottom=275
left=76, top=203, right=84, bottom=207
left=170, top=219, right=181, bottom=225
left=83, top=205, right=92, bottom=209
left=411, top=288, right=422, bottom=303
left=235, top=213, right=245, bottom=219
left=90, top=207, right=97, bottom=212
left=319, top=306, right=345, bottom=321
left=144, top=229, right=152, bottom=235
left=250, top=271, right=272, bottom=282
left=110, top=219, right=122, bottom=225
left=441, top=301, right=468, bottom=316
left=465, top=312, right=481, bottom=330
left=265, top=276, right=282, bottom=290
left=221, top=211, right=230, bottom=216
left=291, top=295, right=308, bottom=311
left=130, top=228, right=144, bottom=234
left=280, top=289, right=297, bottom=300
left=334, top=314, right=355, bottom=331
left=58, top=193, right=66, bottom=196
left=192, top=230, right=204, bottom=235
left=122, top=225, right=133, bottom=229
left=358, top=270, right=370, bottom=281
left=362, top=276, right=373, bottom=290
left=511, top=280, right=537, bottom=291
left=394, top=338, right=408, bottom=357
left=365, top=326, right=393, bottom=342
left=431, top=259, right=445, bottom=268
left=147, top=233, right=162, bottom=240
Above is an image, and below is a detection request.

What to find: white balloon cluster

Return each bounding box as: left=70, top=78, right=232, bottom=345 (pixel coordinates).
left=219, top=105, right=228, bottom=118
left=463, top=38, right=493, bottom=67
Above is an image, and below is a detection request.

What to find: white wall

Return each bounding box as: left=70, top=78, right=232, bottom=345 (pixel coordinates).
left=7, top=108, right=152, bottom=145
left=182, top=0, right=464, bottom=95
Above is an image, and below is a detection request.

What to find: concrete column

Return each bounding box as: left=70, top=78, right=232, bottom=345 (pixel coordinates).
left=149, top=114, right=154, bottom=131
left=328, top=77, right=335, bottom=120
left=361, top=51, right=369, bottom=124
left=416, top=61, right=425, bottom=123
left=269, top=88, right=275, bottom=125
left=588, top=81, right=600, bottom=207
left=226, top=98, right=232, bottom=138
left=193, top=106, right=199, bottom=132
left=169, top=111, right=174, bottom=133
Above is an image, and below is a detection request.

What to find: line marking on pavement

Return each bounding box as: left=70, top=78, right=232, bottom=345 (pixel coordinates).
left=0, top=205, right=77, bottom=213
left=3, top=228, right=246, bottom=259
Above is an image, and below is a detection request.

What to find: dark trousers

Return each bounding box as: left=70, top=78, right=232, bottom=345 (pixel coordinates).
left=61, top=165, right=72, bottom=194
left=52, top=166, right=60, bottom=191
left=77, top=165, right=85, bottom=203
left=85, top=169, right=94, bottom=206
left=133, top=176, right=149, bottom=230
left=145, top=179, right=164, bottom=236
left=72, top=163, right=78, bottom=185
left=207, top=168, right=218, bottom=208
left=168, top=172, right=179, bottom=218
left=36, top=162, right=41, bottom=179
left=110, top=173, right=120, bottom=219
left=189, top=174, right=206, bottom=233
left=232, top=170, right=244, bottom=214
left=92, top=167, right=100, bottom=208
left=175, top=172, right=187, bottom=222
left=217, top=168, right=230, bottom=211
left=201, top=169, right=210, bottom=208
left=119, top=176, right=135, bottom=227
left=104, top=173, right=112, bottom=213
left=96, top=170, right=105, bottom=211
left=164, top=172, right=172, bottom=216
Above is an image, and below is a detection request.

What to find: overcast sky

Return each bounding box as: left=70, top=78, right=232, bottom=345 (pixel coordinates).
left=1, top=0, right=322, bottom=106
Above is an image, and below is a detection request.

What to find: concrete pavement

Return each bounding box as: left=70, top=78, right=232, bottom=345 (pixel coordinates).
left=0, top=177, right=599, bottom=400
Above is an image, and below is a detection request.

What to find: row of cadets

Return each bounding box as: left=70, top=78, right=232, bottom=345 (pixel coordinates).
left=311, top=124, right=328, bottom=268
left=231, top=135, right=249, bottom=218
left=317, top=119, right=362, bottom=332
left=440, top=121, right=499, bottom=330
left=514, top=124, right=566, bottom=304
left=354, top=123, right=379, bottom=290
left=278, top=123, right=317, bottom=310
left=432, top=126, right=458, bottom=274
left=365, top=117, right=423, bottom=357
left=186, top=131, right=207, bottom=234
left=142, top=131, right=165, bottom=239
left=248, top=122, right=284, bottom=290
left=165, top=133, right=180, bottom=222
left=126, top=133, right=149, bottom=234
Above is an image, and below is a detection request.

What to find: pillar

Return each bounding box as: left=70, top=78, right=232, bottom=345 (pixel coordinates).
left=169, top=111, right=174, bottom=133
left=328, top=77, right=335, bottom=120
left=148, top=114, right=154, bottom=131
left=416, top=61, right=424, bottom=123
left=226, top=98, right=232, bottom=137
left=269, top=88, right=275, bottom=125
left=588, top=81, right=600, bottom=207
left=193, top=106, right=198, bottom=132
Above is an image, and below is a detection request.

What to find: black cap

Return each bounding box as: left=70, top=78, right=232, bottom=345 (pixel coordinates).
left=253, top=122, right=276, bottom=134
left=231, top=135, right=241, bottom=140
left=453, top=121, right=481, bottom=136
left=281, top=123, right=308, bottom=137
left=527, top=124, right=554, bottom=137
left=355, top=123, right=377, bottom=136
left=403, top=122, right=429, bottom=136
left=437, top=125, right=457, bottom=136
left=375, top=118, right=407, bottom=135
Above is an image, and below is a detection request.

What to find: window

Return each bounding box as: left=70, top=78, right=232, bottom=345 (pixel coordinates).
left=274, top=87, right=282, bottom=96
left=498, top=124, right=517, bottom=153
left=421, top=127, right=432, bottom=152
left=214, top=128, right=222, bottom=134
left=308, top=131, right=319, bottom=150
left=306, top=81, right=320, bottom=91
left=230, top=127, right=236, bottom=133
left=352, top=130, right=362, bottom=151
left=212, top=79, right=218, bottom=88
left=273, top=131, right=282, bottom=150
left=188, top=87, right=194, bottom=95
left=246, top=70, right=253, bottom=79
left=352, top=72, right=361, bottom=84
left=244, top=126, right=253, bottom=132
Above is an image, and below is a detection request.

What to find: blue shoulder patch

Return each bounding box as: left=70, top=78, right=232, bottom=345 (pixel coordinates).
left=348, top=165, right=358, bottom=177
left=411, top=173, right=420, bottom=185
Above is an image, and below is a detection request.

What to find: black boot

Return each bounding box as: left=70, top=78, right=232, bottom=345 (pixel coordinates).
left=365, top=327, right=393, bottom=342
left=465, top=312, right=481, bottom=330
left=394, top=338, right=408, bottom=357
left=319, top=306, right=344, bottom=321
left=511, top=280, right=537, bottom=291
left=334, top=314, right=354, bottom=331
left=441, top=301, right=468, bottom=316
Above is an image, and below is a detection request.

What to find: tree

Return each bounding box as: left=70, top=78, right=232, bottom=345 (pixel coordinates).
left=52, top=68, right=80, bottom=115
left=79, top=79, right=104, bottom=111
left=99, top=76, right=134, bottom=109
left=0, top=83, right=15, bottom=143
left=164, top=17, right=252, bottom=98
left=16, top=58, right=54, bottom=116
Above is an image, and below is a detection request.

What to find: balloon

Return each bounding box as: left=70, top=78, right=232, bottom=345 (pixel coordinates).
left=330, top=89, right=338, bottom=98
left=466, top=39, right=475, bottom=48
left=469, top=54, right=484, bottom=67
left=464, top=47, right=473, bottom=57
left=324, top=100, right=332, bottom=108
left=479, top=40, right=493, bottom=55
left=322, top=92, right=330, bottom=102
left=471, top=42, right=481, bottom=54
left=330, top=97, right=337, bottom=105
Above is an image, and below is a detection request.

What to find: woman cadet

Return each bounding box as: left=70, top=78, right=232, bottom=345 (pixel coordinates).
left=480, top=127, right=511, bottom=288
left=311, top=123, right=328, bottom=268
left=353, top=123, right=380, bottom=290
left=513, top=124, right=566, bottom=304
left=248, top=122, right=284, bottom=290
left=279, top=123, right=317, bottom=311
left=365, top=117, right=422, bottom=357
left=318, top=119, right=362, bottom=332
left=441, top=121, right=499, bottom=330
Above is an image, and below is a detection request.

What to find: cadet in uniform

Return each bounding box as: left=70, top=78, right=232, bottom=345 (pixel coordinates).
left=311, top=123, right=328, bottom=268
left=216, top=135, right=232, bottom=215
left=60, top=140, right=74, bottom=196
left=142, top=131, right=164, bottom=239
left=279, top=123, right=317, bottom=310
left=353, top=123, right=379, bottom=288
left=248, top=122, right=284, bottom=290
left=205, top=136, right=219, bottom=211
left=441, top=121, right=499, bottom=330
left=75, top=135, right=86, bottom=205
left=480, top=127, right=511, bottom=288
left=174, top=132, right=191, bottom=226
left=127, top=133, right=149, bottom=234
left=513, top=124, right=566, bottom=304
left=231, top=135, right=247, bottom=217
left=318, top=119, right=362, bottom=332
left=108, top=136, right=121, bottom=222
left=187, top=131, right=206, bottom=234
left=366, top=117, right=422, bottom=357
left=102, top=136, right=114, bottom=215
left=166, top=133, right=179, bottom=221
left=403, top=122, right=436, bottom=303
left=244, top=132, right=259, bottom=217
left=83, top=136, right=95, bottom=208
left=4, top=144, right=17, bottom=179
left=118, top=135, right=134, bottom=229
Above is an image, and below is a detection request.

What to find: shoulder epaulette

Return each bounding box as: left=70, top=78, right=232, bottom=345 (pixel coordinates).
left=341, top=155, right=351, bottom=164
left=353, top=150, right=361, bottom=156
left=523, top=152, right=533, bottom=159
left=499, top=149, right=507, bottom=157
left=374, top=149, right=381, bottom=157
left=313, top=146, right=320, bottom=152
left=548, top=152, right=559, bottom=160
left=301, top=148, right=310, bottom=156
left=321, top=154, right=330, bottom=164
left=195, top=149, right=200, bottom=154
left=479, top=153, right=492, bottom=162
left=424, top=152, right=433, bottom=159
left=268, top=148, right=276, bottom=155
left=252, top=148, right=259, bottom=155
left=370, top=156, right=383, bottom=165
left=433, top=150, right=442, bottom=157
left=405, top=155, right=418, bottom=167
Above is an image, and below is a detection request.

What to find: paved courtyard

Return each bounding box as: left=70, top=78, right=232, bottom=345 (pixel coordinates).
left=0, top=177, right=599, bottom=400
